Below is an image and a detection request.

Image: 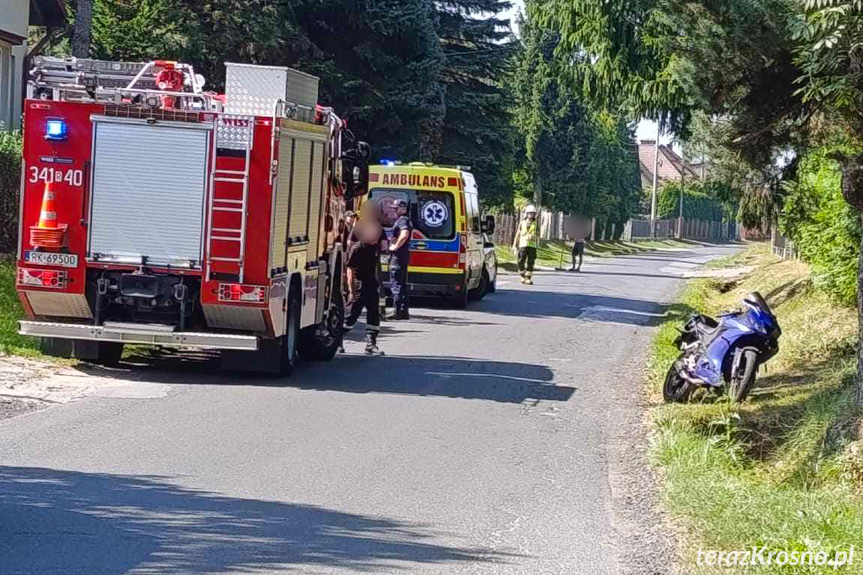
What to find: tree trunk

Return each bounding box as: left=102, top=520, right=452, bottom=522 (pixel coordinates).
left=72, top=0, right=94, bottom=58
left=533, top=170, right=542, bottom=210
left=834, top=151, right=863, bottom=406
left=858, top=232, right=863, bottom=405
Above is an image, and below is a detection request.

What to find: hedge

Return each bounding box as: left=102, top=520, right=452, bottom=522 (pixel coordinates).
left=656, top=180, right=736, bottom=222
left=781, top=146, right=861, bottom=306
left=0, top=131, right=22, bottom=255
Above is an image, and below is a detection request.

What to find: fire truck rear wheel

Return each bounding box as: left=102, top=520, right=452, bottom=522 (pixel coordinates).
left=39, top=337, right=73, bottom=358
left=63, top=340, right=124, bottom=367
left=298, top=293, right=344, bottom=362
left=94, top=342, right=124, bottom=367
left=281, top=292, right=302, bottom=376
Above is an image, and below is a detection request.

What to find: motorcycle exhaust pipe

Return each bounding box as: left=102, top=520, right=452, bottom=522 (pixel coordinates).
left=677, top=369, right=707, bottom=386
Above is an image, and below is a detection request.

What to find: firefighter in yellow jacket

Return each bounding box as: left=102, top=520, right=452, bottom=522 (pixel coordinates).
left=512, top=204, right=539, bottom=285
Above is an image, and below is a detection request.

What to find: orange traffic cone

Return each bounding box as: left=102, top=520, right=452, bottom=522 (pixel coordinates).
left=37, top=181, right=57, bottom=228
left=30, top=181, right=66, bottom=248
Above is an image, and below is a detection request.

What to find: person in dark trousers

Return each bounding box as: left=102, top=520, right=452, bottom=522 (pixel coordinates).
left=565, top=214, right=591, bottom=273
left=570, top=238, right=585, bottom=272
left=344, top=200, right=388, bottom=355
left=388, top=199, right=412, bottom=320
left=512, top=204, right=539, bottom=285
left=345, top=220, right=386, bottom=355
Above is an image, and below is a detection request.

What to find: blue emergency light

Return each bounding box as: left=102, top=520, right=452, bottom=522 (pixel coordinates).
left=45, top=119, right=68, bottom=141
left=380, top=159, right=396, bottom=166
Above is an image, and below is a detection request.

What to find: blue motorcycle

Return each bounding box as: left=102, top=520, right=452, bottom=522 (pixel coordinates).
left=663, top=292, right=781, bottom=403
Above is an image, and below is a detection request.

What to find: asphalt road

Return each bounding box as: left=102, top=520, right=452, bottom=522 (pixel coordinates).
left=0, top=244, right=737, bottom=575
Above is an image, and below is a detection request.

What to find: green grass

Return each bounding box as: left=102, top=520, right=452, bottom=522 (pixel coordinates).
left=0, top=259, right=40, bottom=356
left=648, top=245, right=863, bottom=574
left=496, top=238, right=698, bottom=271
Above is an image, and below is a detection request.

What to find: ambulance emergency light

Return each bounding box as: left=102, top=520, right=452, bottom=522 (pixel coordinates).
left=45, top=119, right=67, bottom=141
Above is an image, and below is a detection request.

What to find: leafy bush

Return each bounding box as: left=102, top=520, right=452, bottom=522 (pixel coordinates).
left=781, top=147, right=861, bottom=306
left=0, top=131, right=23, bottom=255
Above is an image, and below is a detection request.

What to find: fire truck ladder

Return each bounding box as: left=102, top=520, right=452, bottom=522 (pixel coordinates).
left=206, top=115, right=255, bottom=283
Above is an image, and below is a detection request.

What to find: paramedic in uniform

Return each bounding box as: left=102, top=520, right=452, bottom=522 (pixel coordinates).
left=512, top=204, right=539, bottom=285
left=388, top=199, right=412, bottom=320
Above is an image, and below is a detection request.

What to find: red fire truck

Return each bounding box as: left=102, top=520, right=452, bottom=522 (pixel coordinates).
left=16, top=57, right=369, bottom=374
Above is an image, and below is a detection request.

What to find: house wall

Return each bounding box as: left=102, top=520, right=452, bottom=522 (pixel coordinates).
left=0, top=0, right=30, bottom=130
left=0, top=0, right=30, bottom=37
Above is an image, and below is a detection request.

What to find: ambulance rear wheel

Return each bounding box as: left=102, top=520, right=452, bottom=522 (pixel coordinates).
left=470, top=270, right=490, bottom=301
left=452, top=279, right=469, bottom=309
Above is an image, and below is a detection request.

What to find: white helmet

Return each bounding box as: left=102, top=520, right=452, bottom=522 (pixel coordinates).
left=524, top=204, right=538, bottom=214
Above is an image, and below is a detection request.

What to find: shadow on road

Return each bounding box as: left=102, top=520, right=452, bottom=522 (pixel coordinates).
left=296, top=354, right=573, bottom=403
left=470, top=290, right=669, bottom=324
left=0, top=467, right=517, bottom=574
left=81, top=352, right=573, bottom=404
left=566, top=269, right=684, bottom=280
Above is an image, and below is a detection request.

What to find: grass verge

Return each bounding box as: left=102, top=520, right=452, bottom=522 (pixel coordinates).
left=648, top=245, right=863, bottom=574
left=0, top=259, right=40, bottom=356
left=496, top=238, right=701, bottom=271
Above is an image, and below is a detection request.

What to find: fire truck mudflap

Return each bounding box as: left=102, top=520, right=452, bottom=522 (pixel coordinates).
left=17, top=57, right=370, bottom=374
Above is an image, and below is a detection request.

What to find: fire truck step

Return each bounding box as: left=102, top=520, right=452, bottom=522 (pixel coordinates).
left=210, top=272, right=240, bottom=282
left=210, top=257, right=244, bottom=262
left=102, top=321, right=177, bottom=333
left=211, top=236, right=242, bottom=242
left=214, top=177, right=246, bottom=183
left=213, top=207, right=244, bottom=213
left=216, top=148, right=246, bottom=158
left=214, top=169, right=246, bottom=176
left=211, top=228, right=242, bottom=234
left=213, top=199, right=243, bottom=204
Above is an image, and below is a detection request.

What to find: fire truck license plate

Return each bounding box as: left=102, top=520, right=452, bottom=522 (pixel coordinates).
left=24, top=251, right=78, bottom=268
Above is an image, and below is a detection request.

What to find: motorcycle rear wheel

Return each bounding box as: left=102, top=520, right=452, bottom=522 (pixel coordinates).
left=663, top=363, right=692, bottom=403
left=728, top=349, right=759, bottom=403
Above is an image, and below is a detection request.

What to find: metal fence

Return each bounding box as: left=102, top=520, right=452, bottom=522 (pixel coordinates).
left=493, top=210, right=741, bottom=246
left=771, top=231, right=797, bottom=259
left=625, top=218, right=741, bottom=242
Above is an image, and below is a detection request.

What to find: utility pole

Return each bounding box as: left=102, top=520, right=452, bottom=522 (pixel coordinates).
left=650, top=122, right=660, bottom=238
left=72, top=0, right=94, bottom=58
left=678, top=144, right=685, bottom=239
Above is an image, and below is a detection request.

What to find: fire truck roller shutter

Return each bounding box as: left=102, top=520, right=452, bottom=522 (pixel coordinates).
left=289, top=138, right=312, bottom=244
left=271, top=137, right=294, bottom=273
left=307, top=141, right=325, bottom=261
left=88, top=118, right=210, bottom=267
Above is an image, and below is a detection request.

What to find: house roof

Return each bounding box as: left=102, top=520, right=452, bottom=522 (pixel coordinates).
left=0, top=28, right=27, bottom=45
left=637, top=139, right=702, bottom=186
left=30, top=0, right=66, bottom=28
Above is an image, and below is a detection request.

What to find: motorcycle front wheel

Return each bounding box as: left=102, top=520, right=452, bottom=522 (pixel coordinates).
left=728, top=349, right=759, bottom=402
left=663, top=363, right=692, bottom=403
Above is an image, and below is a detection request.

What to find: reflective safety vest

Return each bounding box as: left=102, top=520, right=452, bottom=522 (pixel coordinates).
left=517, top=219, right=538, bottom=249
